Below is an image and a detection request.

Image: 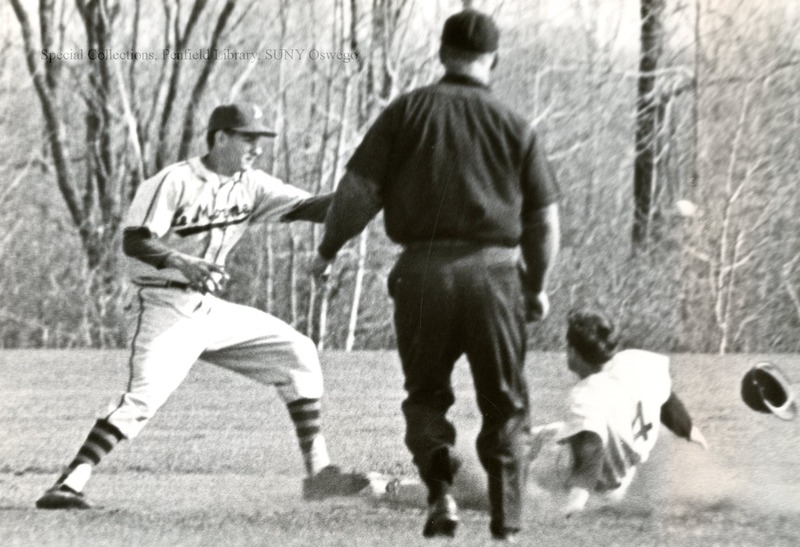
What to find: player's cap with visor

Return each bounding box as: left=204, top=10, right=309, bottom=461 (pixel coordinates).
left=208, top=103, right=276, bottom=137
left=741, top=362, right=797, bottom=421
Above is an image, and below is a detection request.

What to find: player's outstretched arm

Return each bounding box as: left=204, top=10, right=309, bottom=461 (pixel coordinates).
left=281, top=193, right=335, bottom=223
left=660, top=392, right=709, bottom=450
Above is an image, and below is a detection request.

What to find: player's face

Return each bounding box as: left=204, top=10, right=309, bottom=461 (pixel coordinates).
left=220, top=130, right=264, bottom=172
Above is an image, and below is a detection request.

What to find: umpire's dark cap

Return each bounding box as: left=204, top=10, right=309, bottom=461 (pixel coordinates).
left=208, top=103, right=276, bottom=137
left=441, top=9, right=499, bottom=53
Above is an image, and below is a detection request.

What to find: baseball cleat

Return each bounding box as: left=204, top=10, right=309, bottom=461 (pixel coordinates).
left=492, top=532, right=518, bottom=543
left=422, top=493, right=459, bottom=538
left=35, top=485, right=92, bottom=510
left=491, top=527, right=520, bottom=543
left=302, top=465, right=371, bottom=500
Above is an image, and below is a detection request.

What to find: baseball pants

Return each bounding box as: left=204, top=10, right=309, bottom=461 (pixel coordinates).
left=388, top=244, right=531, bottom=534
left=104, top=286, right=322, bottom=439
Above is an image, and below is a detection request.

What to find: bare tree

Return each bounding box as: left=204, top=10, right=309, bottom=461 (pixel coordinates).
left=632, top=0, right=666, bottom=251
left=176, top=0, right=237, bottom=161
left=8, top=0, right=245, bottom=345
left=337, top=0, right=413, bottom=350
left=10, top=0, right=120, bottom=277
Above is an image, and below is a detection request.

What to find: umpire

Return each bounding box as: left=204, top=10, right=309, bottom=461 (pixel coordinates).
left=311, top=9, right=560, bottom=542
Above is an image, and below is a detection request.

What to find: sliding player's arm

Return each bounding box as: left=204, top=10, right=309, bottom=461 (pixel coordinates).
left=660, top=392, right=708, bottom=450
left=561, top=431, right=604, bottom=516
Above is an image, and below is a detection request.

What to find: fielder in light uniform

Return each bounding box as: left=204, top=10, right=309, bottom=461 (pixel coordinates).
left=530, top=309, right=709, bottom=515
left=35, top=103, right=369, bottom=510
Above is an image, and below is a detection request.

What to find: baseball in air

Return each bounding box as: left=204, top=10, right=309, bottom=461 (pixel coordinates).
left=675, top=200, right=698, bottom=218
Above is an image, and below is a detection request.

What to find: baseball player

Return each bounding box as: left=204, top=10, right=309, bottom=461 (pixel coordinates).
left=532, top=309, right=709, bottom=516
left=35, top=103, right=369, bottom=510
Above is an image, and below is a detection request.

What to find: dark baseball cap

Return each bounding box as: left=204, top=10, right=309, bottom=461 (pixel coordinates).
left=441, top=9, right=499, bottom=53
left=208, top=103, right=276, bottom=137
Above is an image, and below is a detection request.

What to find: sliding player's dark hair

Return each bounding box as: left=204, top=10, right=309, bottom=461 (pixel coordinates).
left=566, top=309, right=619, bottom=366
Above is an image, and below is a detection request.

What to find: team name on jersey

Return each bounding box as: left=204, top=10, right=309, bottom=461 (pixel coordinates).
left=171, top=186, right=253, bottom=237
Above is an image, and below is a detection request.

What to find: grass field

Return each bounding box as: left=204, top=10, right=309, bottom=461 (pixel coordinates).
left=1, top=350, right=799, bottom=546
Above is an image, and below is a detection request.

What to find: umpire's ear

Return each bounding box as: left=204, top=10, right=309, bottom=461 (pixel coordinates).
left=208, top=129, right=226, bottom=151
left=491, top=51, right=499, bottom=70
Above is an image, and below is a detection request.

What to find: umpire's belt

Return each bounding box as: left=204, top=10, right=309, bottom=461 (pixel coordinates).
left=403, top=239, right=515, bottom=252
left=133, top=279, right=192, bottom=291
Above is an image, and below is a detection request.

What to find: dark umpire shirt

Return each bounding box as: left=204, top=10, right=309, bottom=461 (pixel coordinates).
left=342, top=73, right=559, bottom=247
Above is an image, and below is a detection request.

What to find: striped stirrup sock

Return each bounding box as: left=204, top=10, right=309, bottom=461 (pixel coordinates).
left=287, top=398, right=330, bottom=475
left=55, top=419, right=125, bottom=488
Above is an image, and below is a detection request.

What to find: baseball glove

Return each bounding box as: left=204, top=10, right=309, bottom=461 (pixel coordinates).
left=740, top=362, right=797, bottom=421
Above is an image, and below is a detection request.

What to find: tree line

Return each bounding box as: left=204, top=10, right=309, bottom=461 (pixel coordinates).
left=1, top=0, right=797, bottom=353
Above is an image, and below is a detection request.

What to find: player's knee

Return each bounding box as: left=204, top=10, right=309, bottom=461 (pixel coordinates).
left=279, top=368, right=324, bottom=401
left=286, top=333, right=320, bottom=368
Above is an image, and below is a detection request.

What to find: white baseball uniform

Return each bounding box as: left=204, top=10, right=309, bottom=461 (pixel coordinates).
left=557, top=349, right=671, bottom=492
left=527, top=349, right=672, bottom=506
left=105, top=157, right=323, bottom=439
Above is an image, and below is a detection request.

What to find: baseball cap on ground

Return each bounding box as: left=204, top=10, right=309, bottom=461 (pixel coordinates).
left=441, top=9, right=499, bottom=53
left=208, top=103, right=276, bottom=136
left=741, top=362, right=798, bottom=421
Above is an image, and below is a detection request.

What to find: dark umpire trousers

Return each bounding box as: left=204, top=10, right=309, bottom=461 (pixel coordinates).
left=388, top=242, right=531, bottom=534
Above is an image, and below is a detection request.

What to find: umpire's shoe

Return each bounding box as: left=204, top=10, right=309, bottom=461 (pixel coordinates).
left=36, top=485, right=92, bottom=510
left=491, top=530, right=519, bottom=543
left=422, top=493, right=459, bottom=538
left=303, top=465, right=371, bottom=500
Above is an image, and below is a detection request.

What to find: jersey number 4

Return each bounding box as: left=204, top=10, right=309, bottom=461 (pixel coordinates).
left=632, top=401, right=653, bottom=441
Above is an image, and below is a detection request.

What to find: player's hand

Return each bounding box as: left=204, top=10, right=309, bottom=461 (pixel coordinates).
left=689, top=425, right=709, bottom=450
left=311, top=253, right=334, bottom=286
left=165, top=252, right=228, bottom=293
left=525, top=291, right=550, bottom=322
left=561, top=487, right=589, bottom=517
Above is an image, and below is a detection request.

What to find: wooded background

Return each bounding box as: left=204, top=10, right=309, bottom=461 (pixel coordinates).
left=0, top=0, right=798, bottom=353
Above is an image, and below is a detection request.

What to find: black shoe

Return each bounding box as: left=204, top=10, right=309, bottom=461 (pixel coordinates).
left=35, top=485, right=92, bottom=510
left=491, top=527, right=520, bottom=543
left=302, top=465, right=371, bottom=500
left=492, top=531, right=518, bottom=543
left=422, top=494, right=459, bottom=538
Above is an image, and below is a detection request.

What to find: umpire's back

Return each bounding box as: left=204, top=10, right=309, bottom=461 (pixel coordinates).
left=378, top=75, right=554, bottom=247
